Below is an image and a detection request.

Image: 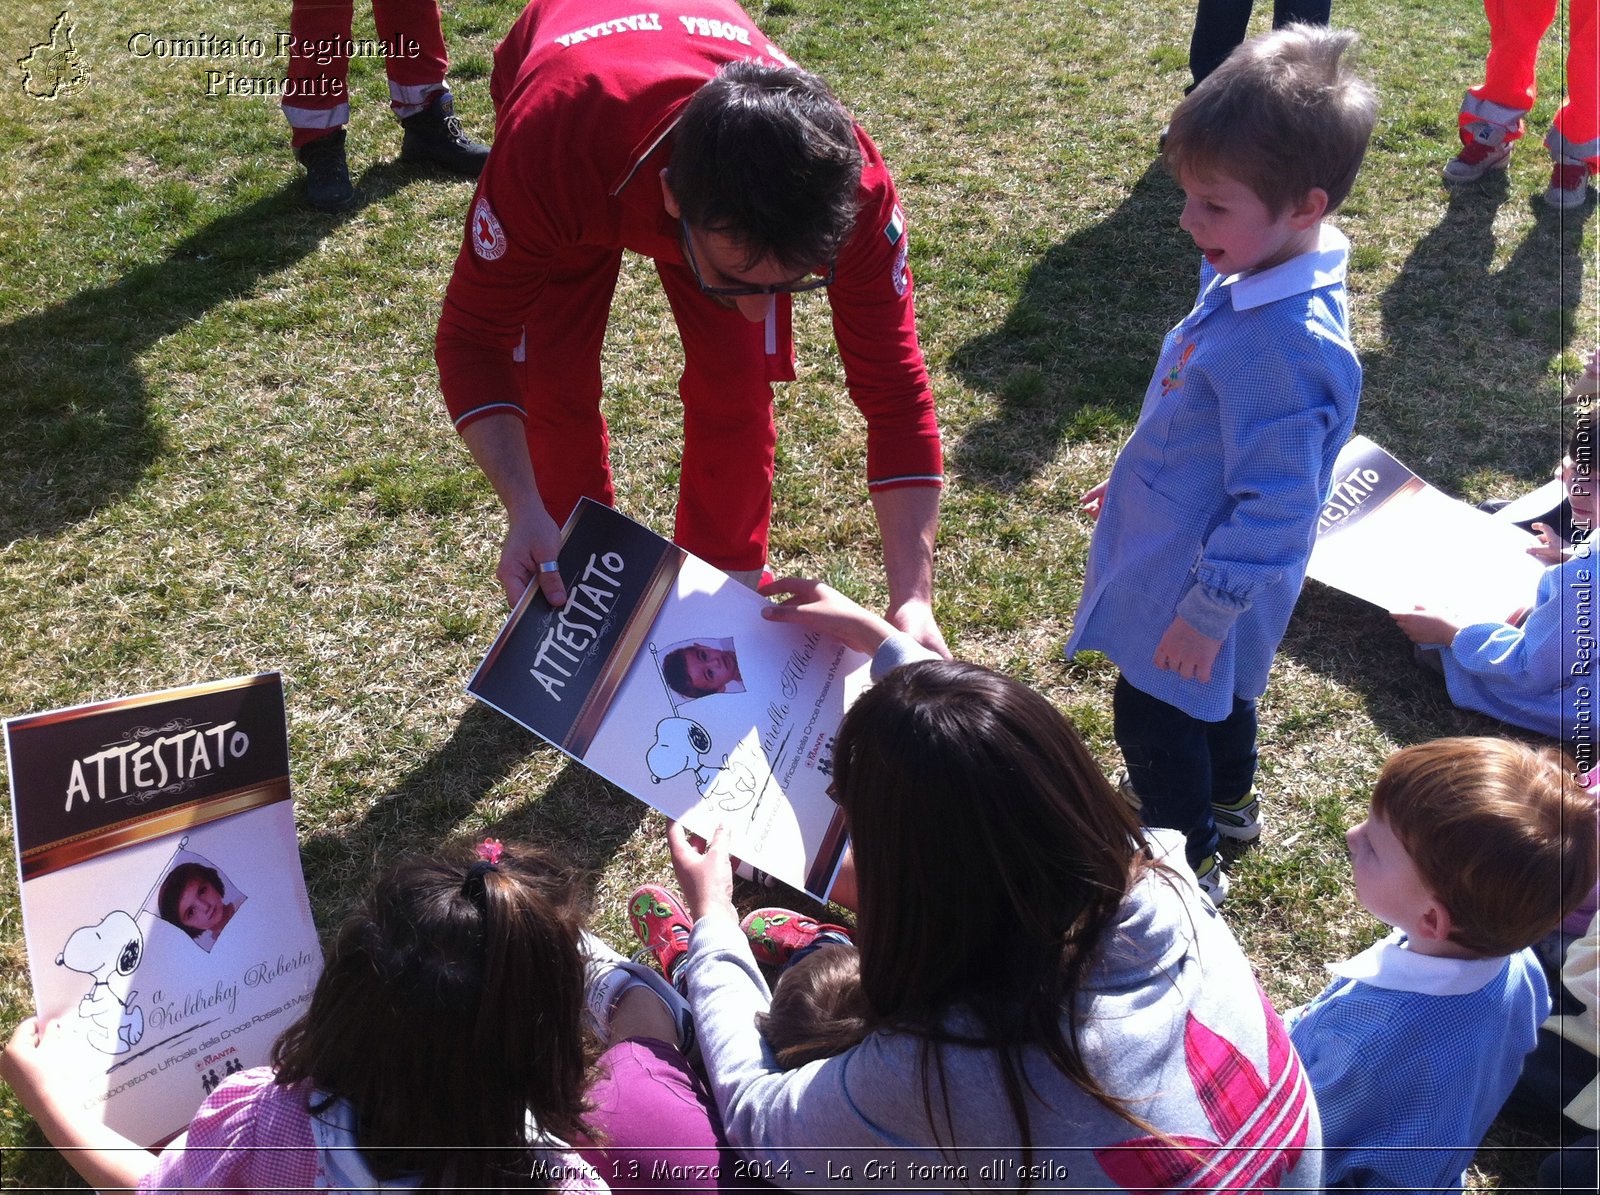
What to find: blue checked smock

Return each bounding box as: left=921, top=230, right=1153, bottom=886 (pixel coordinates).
left=1066, top=225, right=1361, bottom=721
left=1287, top=932, right=1549, bottom=1192
left=1440, top=549, right=1597, bottom=750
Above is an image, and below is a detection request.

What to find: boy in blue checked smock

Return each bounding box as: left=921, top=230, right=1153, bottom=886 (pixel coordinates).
left=1287, top=739, right=1597, bottom=1191
left=1065, top=24, right=1377, bottom=902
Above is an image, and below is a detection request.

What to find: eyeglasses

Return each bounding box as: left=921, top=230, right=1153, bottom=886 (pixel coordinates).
left=679, top=217, right=834, bottom=297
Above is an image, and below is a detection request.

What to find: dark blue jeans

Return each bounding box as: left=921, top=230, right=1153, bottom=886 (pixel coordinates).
left=1113, top=674, right=1258, bottom=867
left=1189, top=0, right=1333, bottom=88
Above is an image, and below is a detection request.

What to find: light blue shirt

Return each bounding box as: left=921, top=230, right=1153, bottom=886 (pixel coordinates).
left=1288, top=931, right=1549, bottom=1192
left=1442, top=547, right=1597, bottom=749
left=1066, top=226, right=1362, bottom=720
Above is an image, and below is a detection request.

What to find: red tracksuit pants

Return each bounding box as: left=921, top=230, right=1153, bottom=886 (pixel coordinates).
left=1459, top=0, right=1599, bottom=170
left=282, top=1, right=449, bottom=148
left=514, top=249, right=796, bottom=574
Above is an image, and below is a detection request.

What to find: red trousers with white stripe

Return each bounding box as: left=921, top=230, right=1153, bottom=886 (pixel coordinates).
left=1459, top=0, right=1598, bottom=170
left=282, top=1, right=449, bottom=148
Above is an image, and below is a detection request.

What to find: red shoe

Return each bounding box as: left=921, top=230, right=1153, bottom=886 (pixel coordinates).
left=627, top=885, right=692, bottom=984
left=740, top=907, right=853, bottom=967
left=1442, top=139, right=1511, bottom=184
left=1546, top=163, right=1592, bottom=210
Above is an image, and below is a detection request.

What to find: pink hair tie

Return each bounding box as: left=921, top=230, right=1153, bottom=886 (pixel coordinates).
left=476, top=838, right=504, bottom=864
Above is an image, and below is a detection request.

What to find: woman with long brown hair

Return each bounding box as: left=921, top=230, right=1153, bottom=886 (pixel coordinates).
left=658, top=577, right=1321, bottom=1191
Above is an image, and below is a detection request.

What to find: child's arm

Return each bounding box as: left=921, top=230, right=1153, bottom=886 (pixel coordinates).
left=1167, top=337, right=1355, bottom=678
left=1390, top=606, right=1462, bottom=645
left=1, top=1017, right=157, bottom=1191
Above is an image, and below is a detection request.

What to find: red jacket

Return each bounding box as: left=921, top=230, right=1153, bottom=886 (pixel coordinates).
left=436, top=0, right=941, bottom=492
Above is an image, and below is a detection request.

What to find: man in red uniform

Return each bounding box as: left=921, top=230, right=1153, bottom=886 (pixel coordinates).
left=436, top=0, right=948, bottom=655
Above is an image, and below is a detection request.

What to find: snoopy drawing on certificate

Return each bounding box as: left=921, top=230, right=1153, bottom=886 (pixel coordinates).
left=57, top=910, right=145, bottom=1055
left=642, top=643, right=762, bottom=814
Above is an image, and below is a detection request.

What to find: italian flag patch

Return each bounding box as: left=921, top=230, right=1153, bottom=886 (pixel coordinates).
left=884, top=205, right=905, bottom=246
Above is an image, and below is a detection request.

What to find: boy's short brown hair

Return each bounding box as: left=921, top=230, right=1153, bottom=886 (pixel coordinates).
left=1372, top=738, right=1598, bottom=957
left=1164, top=23, right=1377, bottom=216
left=756, top=944, right=869, bottom=1069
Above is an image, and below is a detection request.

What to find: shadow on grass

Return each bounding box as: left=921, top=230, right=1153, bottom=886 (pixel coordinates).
left=948, top=160, right=1192, bottom=491
left=296, top=702, right=649, bottom=924
left=1358, top=175, right=1592, bottom=489
left=0, top=159, right=450, bottom=545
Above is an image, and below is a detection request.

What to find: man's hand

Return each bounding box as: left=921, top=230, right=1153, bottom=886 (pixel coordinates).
left=499, top=502, right=567, bottom=608
left=1080, top=478, right=1110, bottom=521
left=1153, top=615, right=1222, bottom=683
left=667, top=821, right=738, bottom=923
left=887, top=598, right=950, bottom=659
left=1391, top=605, right=1462, bottom=646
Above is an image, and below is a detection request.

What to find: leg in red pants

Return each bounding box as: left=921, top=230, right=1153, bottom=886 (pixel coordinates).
left=1546, top=0, right=1599, bottom=175
left=283, top=2, right=484, bottom=211
left=282, top=0, right=449, bottom=148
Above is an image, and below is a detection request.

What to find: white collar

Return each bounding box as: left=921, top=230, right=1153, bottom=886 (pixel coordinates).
left=1326, top=928, right=1510, bottom=996
left=1223, top=224, right=1349, bottom=310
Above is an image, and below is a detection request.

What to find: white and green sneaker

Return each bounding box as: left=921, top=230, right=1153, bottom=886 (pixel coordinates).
left=1192, top=854, right=1230, bottom=906
left=1212, top=788, right=1262, bottom=843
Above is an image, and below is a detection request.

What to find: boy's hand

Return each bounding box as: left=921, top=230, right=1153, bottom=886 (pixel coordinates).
left=1391, top=605, right=1461, bottom=645
left=1526, top=522, right=1568, bottom=564
left=1079, top=479, right=1110, bottom=521
left=1153, top=615, right=1222, bottom=683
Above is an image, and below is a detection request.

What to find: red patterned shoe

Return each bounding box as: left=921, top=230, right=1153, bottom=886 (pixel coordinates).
left=627, top=884, right=693, bottom=985
left=740, top=907, right=853, bottom=967
left=1442, top=139, right=1511, bottom=184
left=1546, top=163, right=1592, bottom=210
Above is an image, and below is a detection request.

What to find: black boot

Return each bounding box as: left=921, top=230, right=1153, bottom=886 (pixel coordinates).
left=399, top=92, right=490, bottom=177
left=296, top=130, right=355, bottom=212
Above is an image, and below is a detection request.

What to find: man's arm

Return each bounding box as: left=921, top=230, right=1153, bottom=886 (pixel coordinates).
left=870, top=485, right=948, bottom=658
left=458, top=414, right=568, bottom=608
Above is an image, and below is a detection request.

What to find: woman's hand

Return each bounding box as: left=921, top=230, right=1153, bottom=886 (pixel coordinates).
left=759, top=577, right=898, bottom=657
left=2, top=1017, right=67, bottom=1119
left=667, top=822, right=738, bottom=922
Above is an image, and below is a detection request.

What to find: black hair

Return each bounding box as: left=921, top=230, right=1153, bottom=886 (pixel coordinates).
left=270, top=843, right=595, bottom=1189
left=668, top=61, right=863, bottom=274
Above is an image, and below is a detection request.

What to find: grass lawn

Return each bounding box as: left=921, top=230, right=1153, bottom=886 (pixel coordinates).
left=1, top=0, right=1594, bottom=1187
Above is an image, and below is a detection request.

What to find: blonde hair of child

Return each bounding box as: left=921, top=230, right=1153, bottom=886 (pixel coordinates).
left=1372, top=738, right=1598, bottom=957
left=1163, top=23, right=1377, bottom=216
